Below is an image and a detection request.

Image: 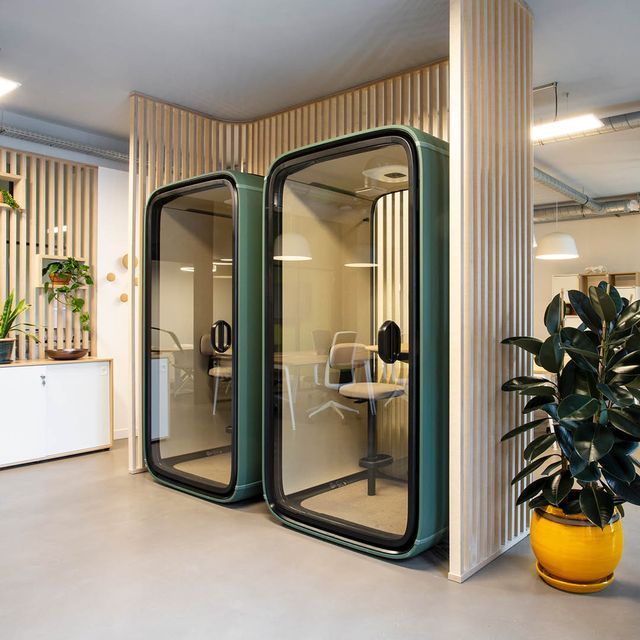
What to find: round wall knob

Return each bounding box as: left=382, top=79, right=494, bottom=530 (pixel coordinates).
left=122, top=254, right=139, bottom=269
left=106, top=272, right=116, bottom=282
left=120, top=293, right=129, bottom=303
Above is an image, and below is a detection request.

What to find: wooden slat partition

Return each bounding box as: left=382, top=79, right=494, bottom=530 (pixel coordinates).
left=127, top=59, right=450, bottom=473
left=0, top=147, right=98, bottom=359
left=449, top=0, right=533, bottom=581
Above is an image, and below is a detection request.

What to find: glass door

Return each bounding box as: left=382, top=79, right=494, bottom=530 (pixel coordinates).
left=266, top=135, right=417, bottom=549
left=145, top=179, right=236, bottom=497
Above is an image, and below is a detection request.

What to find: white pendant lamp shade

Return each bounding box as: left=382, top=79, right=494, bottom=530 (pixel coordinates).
left=535, top=232, right=579, bottom=260
left=273, top=232, right=312, bottom=261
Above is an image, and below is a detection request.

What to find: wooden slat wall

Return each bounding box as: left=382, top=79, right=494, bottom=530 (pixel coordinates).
left=0, top=147, right=97, bottom=359
left=127, top=59, right=450, bottom=473
left=449, top=0, right=533, bottom=581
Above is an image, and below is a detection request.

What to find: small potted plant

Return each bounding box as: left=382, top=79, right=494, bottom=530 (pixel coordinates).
left=42, top=257, right=94, bottom=359
left=0, top=291, right=39, bottom=363
left=502, top=282, right=639, bottom=593
left=0, top=189, right=21, bottom=210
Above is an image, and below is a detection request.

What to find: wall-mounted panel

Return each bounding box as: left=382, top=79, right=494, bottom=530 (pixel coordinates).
left=0, top=147, right=97, bottom=359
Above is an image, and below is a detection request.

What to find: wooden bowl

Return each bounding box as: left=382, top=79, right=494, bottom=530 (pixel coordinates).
left=45, top=348, right=88, bottom=361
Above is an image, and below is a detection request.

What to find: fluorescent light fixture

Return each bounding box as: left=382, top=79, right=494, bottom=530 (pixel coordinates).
left=0, top=77, right=20, bottom=98
left=213, top=275, right=232, bottom=279
left=220, top=257, right=233, bottom=262
left=344, top=262, right=377, bottom=268
left=532, top=114, right=603, bottom=142
left=180, top=266, right=195, bottom=272
left=535, top=232, right=579, bottom=260
left=212, top=261, right=231, bottom=267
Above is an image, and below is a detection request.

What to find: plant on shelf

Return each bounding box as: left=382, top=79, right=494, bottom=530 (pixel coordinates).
left=0, top=189, right=21, bottom=210
left=42, top=257, right=94, bottom=332
left=501, top=282, right=640, bottom=593
left=0, top=291, right=39, bottom=363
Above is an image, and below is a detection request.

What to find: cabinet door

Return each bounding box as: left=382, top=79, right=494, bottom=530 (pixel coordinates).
left=0, top=366, right=47, bottom=466
left=45, top=362, right=110, bottom=456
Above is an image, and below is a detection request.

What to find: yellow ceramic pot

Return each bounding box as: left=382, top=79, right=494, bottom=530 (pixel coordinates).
left=530, top=505, right=624, bottom=593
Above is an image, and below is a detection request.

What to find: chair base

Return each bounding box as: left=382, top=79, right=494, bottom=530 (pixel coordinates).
left=308, top=400, right=359, bottom=420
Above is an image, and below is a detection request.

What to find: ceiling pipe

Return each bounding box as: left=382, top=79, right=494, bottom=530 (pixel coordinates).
left=534, top=197, right=640, bottom=224
left=534, top=109, right=640, bottom=145
left=0, top=124, right=128, bottom=163
left=533, top=167, right=604, bottom=212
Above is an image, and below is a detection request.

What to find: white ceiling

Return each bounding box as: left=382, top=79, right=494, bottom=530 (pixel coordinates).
left=0, top=0, right=449, bottom=140
left=527, top=0, right=640, bottom=204
left=0, top=0, right=637, bottom=204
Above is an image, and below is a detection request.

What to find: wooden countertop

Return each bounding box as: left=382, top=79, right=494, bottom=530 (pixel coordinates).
left=0, top=356, right=112, bottom=368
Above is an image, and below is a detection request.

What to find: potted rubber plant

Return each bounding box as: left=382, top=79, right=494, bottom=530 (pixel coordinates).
left=42, top=258, right=94, bottom=359
left=502, top=282, right=640, bottom=593
left=0, top=291, right=39, bottom=363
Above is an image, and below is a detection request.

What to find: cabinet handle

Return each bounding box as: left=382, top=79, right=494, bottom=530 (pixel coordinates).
left=40, top=375, right=46, bottom=387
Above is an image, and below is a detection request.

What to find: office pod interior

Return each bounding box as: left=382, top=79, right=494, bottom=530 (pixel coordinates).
left=145, top=172, right=262, bottom=502
left=264, top=127, right=448, bottom=558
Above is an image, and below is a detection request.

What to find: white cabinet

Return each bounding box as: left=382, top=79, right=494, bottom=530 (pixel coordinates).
left=0, top=359, right=112, bottom=468
left=551, top=275, right=580, bottom=301
left=0, top=366, right=47, bottom=466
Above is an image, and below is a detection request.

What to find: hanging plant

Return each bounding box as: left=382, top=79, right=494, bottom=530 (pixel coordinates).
left=42, top=258, right=94, bottom=332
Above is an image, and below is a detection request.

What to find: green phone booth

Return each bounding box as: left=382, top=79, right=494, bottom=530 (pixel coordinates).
left=263, top=126, right=449, bottom=557
left=144, top=171, right=263, bottom=502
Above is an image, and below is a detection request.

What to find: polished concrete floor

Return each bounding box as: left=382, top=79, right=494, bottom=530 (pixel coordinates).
left=1, top=441, right=638, bottom=640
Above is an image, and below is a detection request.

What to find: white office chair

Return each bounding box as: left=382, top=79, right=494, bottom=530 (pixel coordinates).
left=200, top=334, right=232, bottom=416
left=307, top=331, right=359, bottom=420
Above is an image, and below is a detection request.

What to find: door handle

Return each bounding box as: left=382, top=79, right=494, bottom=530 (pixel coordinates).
left=211, top=320, right=232, bottom=354
left=377, top=320, right=401, bottom=364
left=40, top=375, right=46, bottom=387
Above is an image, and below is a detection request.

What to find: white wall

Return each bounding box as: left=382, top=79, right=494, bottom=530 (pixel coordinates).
left=96, top=167, right=131, bottom=439
left=534, top=215, right=640, bottom=338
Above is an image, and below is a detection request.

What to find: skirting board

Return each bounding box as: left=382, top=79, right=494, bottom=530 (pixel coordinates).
left=447, top=531, right=530, bottom=583
left=114, top=428, right=128, bottom=440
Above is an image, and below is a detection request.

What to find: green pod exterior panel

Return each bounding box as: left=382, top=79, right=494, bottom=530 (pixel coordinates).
left=144, top=171, right=263, bottom=503
left=263, top=126, right=448, bottom=558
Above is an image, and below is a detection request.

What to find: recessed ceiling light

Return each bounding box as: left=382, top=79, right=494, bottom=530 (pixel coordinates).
left=532, top=114, right=603, bottom=142
left=362, top=164, right=408, bottom=184
left=0, top=77, right=20, bottom=98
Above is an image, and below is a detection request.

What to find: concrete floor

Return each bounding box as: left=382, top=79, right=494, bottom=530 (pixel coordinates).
left=1, top=441, right=638, bottom=640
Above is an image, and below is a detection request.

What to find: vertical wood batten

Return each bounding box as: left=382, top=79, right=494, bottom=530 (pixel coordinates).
left=449, top=0, right=533, bottom=581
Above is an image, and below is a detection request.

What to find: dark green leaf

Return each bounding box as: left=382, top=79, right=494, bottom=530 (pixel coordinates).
left=501, top=376, right=553, bottom=392
left=542, top=460, right=563, bottom=476
left=554, top=423, right=575, bottom=460
left=501, top=417, right=548, bottom=442
left=538, top=334, right=564, bottom=373
left=544, top=294, right=562, bottom=335
left=597, top=383, right=635, bottom=408
left=522, top=395, right=556, bottom=414
left=579, top=485, right=615, bottom=528
left=600, top=448, right=637, bottom=484
left=516, top=476, right=547, bottom=506
left=518, top=384, right=558, bottom=397
left=529, top=495, right=550, bottom=509
left=511, top=455, right=556, bottom=485
left=604, top=283, right=624, bottom=314
left=568, top=290, right=602, bottom=334
left=571, top=455, right=600, bottom=482
left=523, top=433, right=556, bottom=462
left=558, top=394, right=599, bottom=421
left=573, top=422, right=614, bottom=463
left=603, top=470, right=640, bottom=505
left=609, top=408, right=640, bottom=439
left=589, top=285, right=617, bottom=323
left=610, top=350, right=640, bottom=376
left=543, top=470, right=574, bottom=506
left=614, top=299, right=640, bottom=333
left=501, top=336, right=543, bottom=357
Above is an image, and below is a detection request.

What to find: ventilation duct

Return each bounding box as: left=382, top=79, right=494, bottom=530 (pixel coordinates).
left=534, top=197, right=640, bottom=224
left=0, top=124, right=128, bottom=163
left=534, top=167, right=603, bottom=212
